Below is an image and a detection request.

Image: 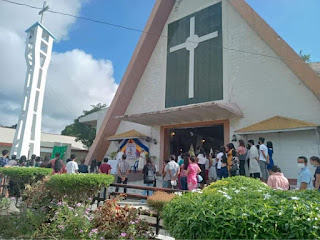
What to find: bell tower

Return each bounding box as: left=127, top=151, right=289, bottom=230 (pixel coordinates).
left=10, top=2, right=56, bottom=158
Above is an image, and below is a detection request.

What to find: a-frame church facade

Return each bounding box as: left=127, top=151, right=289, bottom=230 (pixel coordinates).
left=86, top=0, right=320, bottom=179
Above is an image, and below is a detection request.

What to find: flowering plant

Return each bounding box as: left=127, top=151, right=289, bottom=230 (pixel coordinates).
left=0, top=197, right=10, bottom=210
left=38, top=200, right=96, bottom=239
left=93, top=197, right=155, bottom=239
left=162, top=176, right=320, bottom=239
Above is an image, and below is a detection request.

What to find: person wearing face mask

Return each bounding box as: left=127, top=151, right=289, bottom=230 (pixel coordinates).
left=310, top=156, right=320, bottom=191
left=297, top=156, right=313, bottom=190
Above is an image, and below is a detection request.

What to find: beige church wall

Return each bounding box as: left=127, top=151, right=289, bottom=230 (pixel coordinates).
left=243, top=130, right=319, bottom=180
left=224, top=0, right=320, bottom=138
left=224, top=0, right=320, bottom=181
left=227, top=0, right=320, bottom=124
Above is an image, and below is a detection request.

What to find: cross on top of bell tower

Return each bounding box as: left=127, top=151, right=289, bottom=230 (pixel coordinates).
left=39, top=1, right=49, bottom=24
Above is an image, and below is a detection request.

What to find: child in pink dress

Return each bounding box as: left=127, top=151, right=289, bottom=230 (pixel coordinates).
left=187, top=156, right=201, bottom=190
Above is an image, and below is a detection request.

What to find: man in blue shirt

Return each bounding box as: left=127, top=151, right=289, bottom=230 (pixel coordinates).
left=0, top=150, right=9, bottom=167
left=297, top=156, right=313, bottom=190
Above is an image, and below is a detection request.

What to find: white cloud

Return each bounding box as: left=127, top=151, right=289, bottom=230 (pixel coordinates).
left=0, top=0, right=118, bottom=133
left=0, top=0, right=84, bottom=40
left=43, top=50, right=117, bottom=133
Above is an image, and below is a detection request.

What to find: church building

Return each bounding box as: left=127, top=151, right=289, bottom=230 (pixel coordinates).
left=86, top=0, right=320, bottom=179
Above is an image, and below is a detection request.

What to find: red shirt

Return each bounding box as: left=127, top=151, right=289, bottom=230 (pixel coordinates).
left=50, top=159, right=66, bottom=174
left=99, top=163, right=111, bottom=174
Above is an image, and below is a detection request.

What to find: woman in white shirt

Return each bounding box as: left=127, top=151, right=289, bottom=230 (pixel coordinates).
left=216, top=146, right=226, bottom=179
left=247, top=140, right=261, bottom=179
left=197, top=149, right=207, bottom=188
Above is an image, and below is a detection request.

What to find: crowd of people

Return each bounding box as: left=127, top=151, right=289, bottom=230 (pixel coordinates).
left=0, top=150, right=115, bottom=175
left=159, top=137, right=320, bottom=192
left=1, top=138, right=319, bottom=198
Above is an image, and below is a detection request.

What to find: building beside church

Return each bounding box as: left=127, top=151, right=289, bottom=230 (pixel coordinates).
left=0, top=127, right=88, bottom=160
left=86, top=0, right=320, bottom=179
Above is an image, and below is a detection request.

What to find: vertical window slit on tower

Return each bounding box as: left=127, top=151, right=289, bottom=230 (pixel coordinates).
left=40, top=53, right=46, bottom=68
left=31, top=113, right=37, bottom=141
left=26, top=74, right=31, bottom=88
left=23, top=96, right=28, bottom=111
left=37, top=69, right=43, bottom=89
left=34, top=91, right=40, bottom=112
left=17, top=120, right=23, bottom=140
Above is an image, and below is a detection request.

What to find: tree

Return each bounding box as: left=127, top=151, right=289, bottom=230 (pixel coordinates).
left=298, top=50, right=311, bottom=63
left=61, top=103, right=107, bottom=149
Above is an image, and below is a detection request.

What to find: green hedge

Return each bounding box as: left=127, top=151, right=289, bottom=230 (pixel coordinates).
left=45, top=174, right=114, bottom=203
left=0, top=167, right=52, bottom=183
left=162, top=177, right=320, bottom=239
left=0, top=167, right=52, bottom=197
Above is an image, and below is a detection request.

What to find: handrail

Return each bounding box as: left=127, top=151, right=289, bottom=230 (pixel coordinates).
left=108, top=183, right=188, bottom=235
left=110, top=183, right=186, bottom=192
left=110, top=192, right=148, bottom=199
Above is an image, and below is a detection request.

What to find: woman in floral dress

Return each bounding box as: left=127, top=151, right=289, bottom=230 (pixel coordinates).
left=186, top=156, right=201, bottom=190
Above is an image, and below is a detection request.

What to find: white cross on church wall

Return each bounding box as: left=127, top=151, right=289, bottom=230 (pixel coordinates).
left=170, top=16, right=218, bottom=99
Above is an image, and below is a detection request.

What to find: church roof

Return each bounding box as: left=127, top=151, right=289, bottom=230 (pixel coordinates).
left=117, top=102, right=243, bottom=126
left=235, top=116, right=318, bottom=134
left=106, top=130, right=149, bottom=141
left=86, top=0, right=320, bottom=162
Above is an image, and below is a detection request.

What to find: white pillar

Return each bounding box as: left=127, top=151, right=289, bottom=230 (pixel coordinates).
left=11, top=22, right=55, bottom=159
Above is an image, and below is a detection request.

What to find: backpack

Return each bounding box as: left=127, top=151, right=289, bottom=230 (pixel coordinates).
left=230, top=156, right=239, bottom=175
left=145, top=165, right=155, bottom=183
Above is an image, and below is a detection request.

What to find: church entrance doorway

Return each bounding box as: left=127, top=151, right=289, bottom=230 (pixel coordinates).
left=160, top=120, right=230, bottom=169
left=169, top=125, right=224, bottom=156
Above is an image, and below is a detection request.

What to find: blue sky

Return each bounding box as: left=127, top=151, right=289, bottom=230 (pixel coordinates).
left=54, top=0, right=320, bottom=85
left=53, top=0, right=156, bottom=84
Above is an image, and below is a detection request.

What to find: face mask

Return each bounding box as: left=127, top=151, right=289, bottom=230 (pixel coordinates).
left=312, top=164, right=317, bottom=168
left=297, top=163, right=305, bottom=169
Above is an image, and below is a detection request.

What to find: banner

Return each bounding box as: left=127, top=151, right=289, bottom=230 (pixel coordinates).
left=119, top=139, right=149, bottom=156
left=125, top=142, right=137, bottom=159
left=51, top=146, right=67, bottom=159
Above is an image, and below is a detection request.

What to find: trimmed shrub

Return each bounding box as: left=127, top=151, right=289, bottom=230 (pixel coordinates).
left=0, top=167, right=52, bottom=197
left=162, top=176, right=320, bottom=239
left=45, top=174, right=114, bottom=203
left=0, top=167, right=52, bottom=184
left=147, top=191, right=176, bottom=213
